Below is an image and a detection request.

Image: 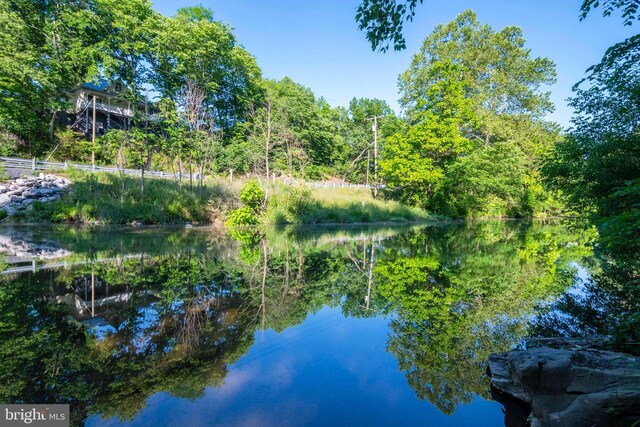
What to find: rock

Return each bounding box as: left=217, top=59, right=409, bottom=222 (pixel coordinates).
left=0, top=174, right=71, bottom=216
left=488, top=337, right=640, bottom=427
left=184, top=222, right=193, bottom=228
left=38, top=188, right=55, bottom=196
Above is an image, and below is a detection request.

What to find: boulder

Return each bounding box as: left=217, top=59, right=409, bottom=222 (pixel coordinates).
left=0, top=174, right=71, bottom=216
left=488, top=337, right=640, bottom=427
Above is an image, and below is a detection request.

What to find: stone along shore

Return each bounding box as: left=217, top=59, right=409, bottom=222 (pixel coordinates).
left=0, top=174, right=71, bottom=216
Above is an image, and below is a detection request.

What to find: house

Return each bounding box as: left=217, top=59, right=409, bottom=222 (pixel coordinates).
left=60, top=79, right=156, bottom=136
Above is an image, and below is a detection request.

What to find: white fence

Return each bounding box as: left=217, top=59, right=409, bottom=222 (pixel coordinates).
left=297, top=180, right=383, bottom=190
left=0, top=156, right=199, bottom=180
left=0, top=156, right=383, bottom=189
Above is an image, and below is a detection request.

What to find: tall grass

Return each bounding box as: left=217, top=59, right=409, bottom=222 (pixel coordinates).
left=265, top=186, right=432, bottom=224
left=16, top=170, right=239, bottom=224
left=7, top=171, right=433, bottom=225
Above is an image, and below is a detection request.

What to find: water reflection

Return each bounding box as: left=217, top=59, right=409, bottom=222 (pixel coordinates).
left=0, top=222, right=597, bottom=425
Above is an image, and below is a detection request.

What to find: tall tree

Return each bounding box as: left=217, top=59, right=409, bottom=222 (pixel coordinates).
left=399, top=10, right=556, bottom=143
left=152, top=6, right=262, bottom=134
left=383, top=11, right=558, bottom=217
left=0, top=0, right=102, bottom=150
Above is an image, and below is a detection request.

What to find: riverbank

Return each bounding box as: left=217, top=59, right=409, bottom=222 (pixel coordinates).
left=488, top=336, right=640, bottom=427
left=0, top=171, right=433, bottom=225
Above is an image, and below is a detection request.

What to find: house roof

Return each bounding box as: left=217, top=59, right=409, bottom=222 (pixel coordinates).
left=79, top=78, right=111, bottom=92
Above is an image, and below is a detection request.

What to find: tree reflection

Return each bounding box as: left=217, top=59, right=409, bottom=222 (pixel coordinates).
left=0, top=222, right=596, bottom=424
left=375, top=223, right=589, bottom=413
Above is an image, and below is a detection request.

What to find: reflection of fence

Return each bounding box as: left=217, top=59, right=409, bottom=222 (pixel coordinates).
left=0, top=156, right=199, bottom=180
left=1, top=253, right=143, bottom=275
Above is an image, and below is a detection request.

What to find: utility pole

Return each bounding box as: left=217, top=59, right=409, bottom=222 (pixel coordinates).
left=365, top=150, right=370, bottom=187
left=91, top=95, right=96, bottom=168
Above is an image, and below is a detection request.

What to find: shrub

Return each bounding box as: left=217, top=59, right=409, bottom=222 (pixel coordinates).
left=226, top=180, right=266, bottom=226
left=226, top=206, right=259, bottom=226
left=239, top=180, right=265, bottom=210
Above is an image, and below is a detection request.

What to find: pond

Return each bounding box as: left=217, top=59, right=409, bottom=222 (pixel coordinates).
left=0, top=221, right=622, bottom=426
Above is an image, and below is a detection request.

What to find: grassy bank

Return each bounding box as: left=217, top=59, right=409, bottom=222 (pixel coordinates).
left=2, top=171, right=433, bottom=225
left=265, top=186, right=432, bottom=224
left=8, top=170, right=239, bottom=225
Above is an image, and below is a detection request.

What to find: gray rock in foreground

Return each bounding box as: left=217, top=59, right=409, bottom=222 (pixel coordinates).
left=488, top=337, right=640, bottom=427
left=0, top=173, right=70, bottom=216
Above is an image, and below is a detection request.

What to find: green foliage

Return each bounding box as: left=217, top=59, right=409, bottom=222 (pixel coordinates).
left=355, top=0, right=424, bottom=52
left=444, top=141, right=529, bottom=217
left=382, top=11, right=560, bottom=218
left=238, top=180, right=265, bottom=210
left=580, top=0, right=640, bottom=25
left=151, top=6, right=262, bottom=133
left=0, top=0, right=106, bottom=153
left=543, top=29, right=640, bottom=250
left=225, top=180, right=265, bottom=226
left=0, top=132, right=21, bottom=156
left=225, top=206, right=259, bottom=226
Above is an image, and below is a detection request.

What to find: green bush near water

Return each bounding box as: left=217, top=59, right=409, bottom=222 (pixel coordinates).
left=226, top=180, right=266, bottom=226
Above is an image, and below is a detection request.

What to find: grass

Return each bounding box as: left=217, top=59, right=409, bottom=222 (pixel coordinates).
left=3, top=171, right=434, bottom=225
left=265, top=185, right=433, bottom=224
left=12, top=170, right=239, bottom=225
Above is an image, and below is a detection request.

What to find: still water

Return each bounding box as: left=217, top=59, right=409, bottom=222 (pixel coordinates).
left=0, top=221, right=596, bottom=426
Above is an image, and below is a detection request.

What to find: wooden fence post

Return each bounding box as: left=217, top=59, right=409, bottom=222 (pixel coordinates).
left=32, top=158, right=36, bottom=171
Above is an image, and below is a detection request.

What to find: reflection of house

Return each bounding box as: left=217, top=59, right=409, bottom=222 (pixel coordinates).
left=59, top=79, right=156, bottom=136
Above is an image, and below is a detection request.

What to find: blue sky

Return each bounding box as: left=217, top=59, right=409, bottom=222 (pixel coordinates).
left=152, top=0, right=636, bottom=128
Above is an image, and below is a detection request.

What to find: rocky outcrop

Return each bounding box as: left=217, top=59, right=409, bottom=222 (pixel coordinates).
left=0, top=174, right=71, bottom=216
left=488, top=337, right=640, bottom=427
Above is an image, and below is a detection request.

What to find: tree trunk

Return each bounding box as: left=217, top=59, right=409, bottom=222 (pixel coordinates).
left=49, top=111, right=57, bottom=141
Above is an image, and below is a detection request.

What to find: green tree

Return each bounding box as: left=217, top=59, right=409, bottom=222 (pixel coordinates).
left=543, top=42, right=640, bottom=250
left=383, top=11, right=558, bottom=217
left=340, top=98, right=395, bottom=183
left=152, top=6, right=262, bottom=134
left=381, top=61, right=473, bottom=209
left=0, top=0, right=102, bottom=151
